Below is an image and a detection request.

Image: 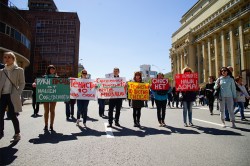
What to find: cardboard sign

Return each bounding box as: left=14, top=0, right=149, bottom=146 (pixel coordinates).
left=175, top=73, right=199, bottom=91
left=128, top=82, right=149, bottom=100
left=70, top=78, right=97, bottom=100
left=96, top=77, right=126, bottom=99
left=151, top=78, right=170, bottom=91
left=36, top=78, right=70, bottom=102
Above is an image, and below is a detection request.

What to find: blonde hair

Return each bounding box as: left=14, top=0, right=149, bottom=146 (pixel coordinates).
left=3, top=52, right=18, bottom=66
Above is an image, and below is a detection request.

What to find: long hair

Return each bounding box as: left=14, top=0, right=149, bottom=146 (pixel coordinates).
left=4, top=52, right=18, bottom=66
left=133, top=71, right=142, bottom=82
left=45, top=65, right=56, bottom=75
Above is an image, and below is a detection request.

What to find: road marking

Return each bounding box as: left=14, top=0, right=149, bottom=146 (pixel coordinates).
left=193, top=118, right=224, bottom=127
left=104, top=123, right=114, bottom=138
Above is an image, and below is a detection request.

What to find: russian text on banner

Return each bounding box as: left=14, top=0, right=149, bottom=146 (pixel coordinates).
left=128, top=82, right=149, bottom=100
left=70, top=78, right=97, bottom=100
left=151, top=78, right=170, bottom=91
left=175, top=73, right=199, bottom=91
left=36, top=78, right=70, bottom=102
left=96, top=77, right=126, bottom=99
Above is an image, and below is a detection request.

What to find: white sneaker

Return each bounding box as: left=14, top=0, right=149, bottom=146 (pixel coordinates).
left=76, top=119, right=80, bottom=126
left=222, top=123, right=226, bottom=128
left=10, top=134, right=21, bottom=143
left=83, top=123, right=87, bottom=127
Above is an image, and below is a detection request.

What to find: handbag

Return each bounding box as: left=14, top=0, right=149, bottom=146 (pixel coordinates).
left=3, top=70, right=18, bottom=91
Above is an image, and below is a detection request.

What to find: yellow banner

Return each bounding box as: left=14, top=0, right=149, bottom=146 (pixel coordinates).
left=128, top=82, right=149, bottom=100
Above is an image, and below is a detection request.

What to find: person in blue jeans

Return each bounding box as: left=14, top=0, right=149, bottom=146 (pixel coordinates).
left=76, top=69, right=90, bottom=127
left=181, top=67, right=196, bottom=127
left=234, top=76, right=250, bottom=121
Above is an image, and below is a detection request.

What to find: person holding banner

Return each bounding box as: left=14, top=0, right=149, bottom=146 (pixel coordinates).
left=180, top=67, right=197, bottom=127
left=76, top=69, right=90, bottom=127
left=131, top=72, right=145, bottom=127
left=107, top=67, right=123, bottom=127
left=0, top=52, right=25, bottom=142
left=214, top=67, right=236, bottom=128
left=43, top=65, right=58, bottom=131
left=151, top=73, right=170, bottom=127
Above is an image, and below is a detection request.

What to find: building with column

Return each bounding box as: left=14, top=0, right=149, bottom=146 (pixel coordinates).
left=170, top=0, right=250, bottom=86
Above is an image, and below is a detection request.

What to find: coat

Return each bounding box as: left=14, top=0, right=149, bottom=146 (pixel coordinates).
left=0, top=65, right=25, bottom=112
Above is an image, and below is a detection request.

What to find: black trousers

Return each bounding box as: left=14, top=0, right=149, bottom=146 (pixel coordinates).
left=133, top=108, right=141, bottom=123
left=155, top=100, right=167, bottom=123
left=32, top=96, right=40, bottom=114
left=0, top=94, right=20, bottom=134
left=207, top=97, right=215, bottom=113
left=98, top=99, right=105, bottom=116
left=108, top=99, right=122, bottom=124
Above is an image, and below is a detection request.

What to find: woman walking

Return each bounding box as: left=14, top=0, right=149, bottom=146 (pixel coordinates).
left=0, top=52, right=25, bottom=142
left=131, top=72, right=145, bottom=127
left=76, top=69, right=90, bottom=127
left=43, top=65, right=58, bottom=131
left=205, top=76, right=215, bottom=115
left=214, top=67, right=236, bottom=128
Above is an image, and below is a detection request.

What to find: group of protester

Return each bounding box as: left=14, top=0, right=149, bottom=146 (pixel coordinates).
left=0, top=51, right=249, bottom=143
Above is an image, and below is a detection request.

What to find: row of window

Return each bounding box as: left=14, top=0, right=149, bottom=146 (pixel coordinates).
left=0, top=21, right=31, bottom=49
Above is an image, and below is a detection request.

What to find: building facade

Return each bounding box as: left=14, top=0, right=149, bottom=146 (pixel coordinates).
left=0, top=0, right=31, bottom=68
left=170, top=0, right=250, bottom=86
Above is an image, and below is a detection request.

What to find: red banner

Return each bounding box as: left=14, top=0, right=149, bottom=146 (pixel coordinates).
left=175, top=73, right=199, bottom=91
left=151, top=78, right=170, bottom=91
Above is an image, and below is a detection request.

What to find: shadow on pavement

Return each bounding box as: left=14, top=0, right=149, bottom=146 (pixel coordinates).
left=166, top=126, right=200, bottom=134
left=193, top=125, right=242, bottom=136
left=0, top=142, right=18, bottom=165
left=71, top=126, right=106, bottom=137
left=29, top=130, right=77, bottom=144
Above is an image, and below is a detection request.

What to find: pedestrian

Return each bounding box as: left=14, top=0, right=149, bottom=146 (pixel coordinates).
left=151, top=73, right=170, bottom=127
left=76, top=69, right=90, bottom=127
left=98, top=98, right=106, bottom=117
left=32, top=78, right=40, bottom=116
left=65, top=99, right=76, bottom=120
left=43, top=65, right=58, bottom=131
left=214, top=67, right=237, bottom=128
left=150, top=89, right=155, bottom=108
left=172, top=87, right=180, bottom=108
left=234, top=76, right=250, bottom=121
left=131, top=72, right=145, bottom=127
left=205, top=76, right=215, bottom=115
left=107, top=67, right=124, bottom=127
left=181, top=67, right=196, bottom=127
left=0, top=52, right=25, bottom=142
left=198, top=87, right=205, bottom=106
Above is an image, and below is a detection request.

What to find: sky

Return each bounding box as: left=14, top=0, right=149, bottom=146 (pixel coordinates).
left=11, top=0, right=197, bottom=80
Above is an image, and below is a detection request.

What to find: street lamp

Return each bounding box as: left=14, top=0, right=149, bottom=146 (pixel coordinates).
left=152, top=64, right=165, bottom=73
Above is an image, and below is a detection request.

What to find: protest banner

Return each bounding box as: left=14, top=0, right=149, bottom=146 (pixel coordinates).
left=36, top=78, right=70, bottom=102
left=70, top=78, right=97, bottom=100
left=175, top=73, right=199, bottom=91
left=127, top=82, right=149, bottom=100
left=151, top=78, right=170, bottom=91
left=96, top=77, right=126, bottom=99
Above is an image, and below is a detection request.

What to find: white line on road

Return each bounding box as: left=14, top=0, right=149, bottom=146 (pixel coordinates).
left=104, top=123, right=114, bottom=138
left=193, top=118, right=224, bottom=127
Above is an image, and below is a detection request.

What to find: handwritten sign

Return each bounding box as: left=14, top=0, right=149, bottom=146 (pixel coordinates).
left=96, top=77, right=126, bottom=99
left=36, top=78, right=70, bottom=102
left=70, top=78, right=97, bottom=100
left=128, top=82, right=149, bottom=100
left=151, top=78, right=169, bottom=91
left=175, top=73, right=199, bottom=91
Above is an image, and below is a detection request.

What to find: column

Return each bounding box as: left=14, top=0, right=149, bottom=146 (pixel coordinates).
left=207, top=38, right=212, bottom=76
left=202, top=41, right=208, bottom=82
left=214, top=34, right=219, bottom=78
left=238, top=20, right=245, bottom=71
left=221, top=30, right=227, bottom=67
left=229, top=26, right=236, bottom=75
left=180, top=52, right=183, bottom=72
left=197, top=44, right=201, bottom=84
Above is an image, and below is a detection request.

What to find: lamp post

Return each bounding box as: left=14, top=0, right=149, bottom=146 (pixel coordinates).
left=152, top=64, right=165, bottom=73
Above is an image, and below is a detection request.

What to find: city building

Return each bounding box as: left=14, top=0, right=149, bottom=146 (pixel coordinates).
left=140, top=64, right=158, bottom=82
left=170, top=0, right=250, bottom=86
left=0, top=0, right=31, bottom=68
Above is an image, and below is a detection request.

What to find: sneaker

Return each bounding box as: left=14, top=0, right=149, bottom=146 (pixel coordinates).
left=10, top=134, right=21, bottom=143
left=83, top=123, right=87, bottom=127
left=115, top=122, right=121, bottom=127
left=134, top=123, right=138, bottom=127
left=107, top=124, right=112, bottom=128
left=189, top=122, right=194, bottom=126
left=76, top=119, right=80, bottom=126
left=241, top=118, right=248, bottom=121
left=222, top=123, right=226, bottom=128
left=159, top=123, right=163, bottom=127
left=184, top=123, right=188, bottom=127
left=137, top=122, right=141, bottom=127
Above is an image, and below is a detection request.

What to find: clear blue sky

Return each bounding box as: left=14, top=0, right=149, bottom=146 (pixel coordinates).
left=12, top=0, right=197, bottom=80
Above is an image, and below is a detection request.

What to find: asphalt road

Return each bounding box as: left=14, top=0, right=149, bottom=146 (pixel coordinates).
left=0, top=100, right=250, bottom=166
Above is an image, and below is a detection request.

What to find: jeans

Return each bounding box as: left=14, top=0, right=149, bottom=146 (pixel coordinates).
left=155, top=100, right=167, bottom=123
left=77, top=100, right=89, bottom=123
left=108, top=99, right=122, bottom=124
left=0, top=94, right=20, bottom=134
left=98, top=99, right=105, bottom=116
left=234, top=102, right=245, bottom=120
left=183, top=101, right=193, bottom=124
left=220, top=97, right=235, bottom=121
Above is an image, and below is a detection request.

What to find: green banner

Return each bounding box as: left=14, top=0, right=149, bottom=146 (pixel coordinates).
left=36, top=78, right=70, bottom=102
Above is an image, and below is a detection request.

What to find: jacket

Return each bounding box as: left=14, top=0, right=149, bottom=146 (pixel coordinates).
left=235, top=84, right=249, bottom=102
left=0, top=65, right=25, bottom=112
left=214, top=76, right=236, bottom=98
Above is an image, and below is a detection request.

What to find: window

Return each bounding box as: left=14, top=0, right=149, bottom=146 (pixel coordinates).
left=0, top=22, right=6, bottom=33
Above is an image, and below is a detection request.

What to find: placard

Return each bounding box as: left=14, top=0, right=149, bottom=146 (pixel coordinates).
left=128, top=82, right=149, bottom=100
left=175, top=73, right=199, bottom=91
left=151, top=78, right=170, bottom=91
